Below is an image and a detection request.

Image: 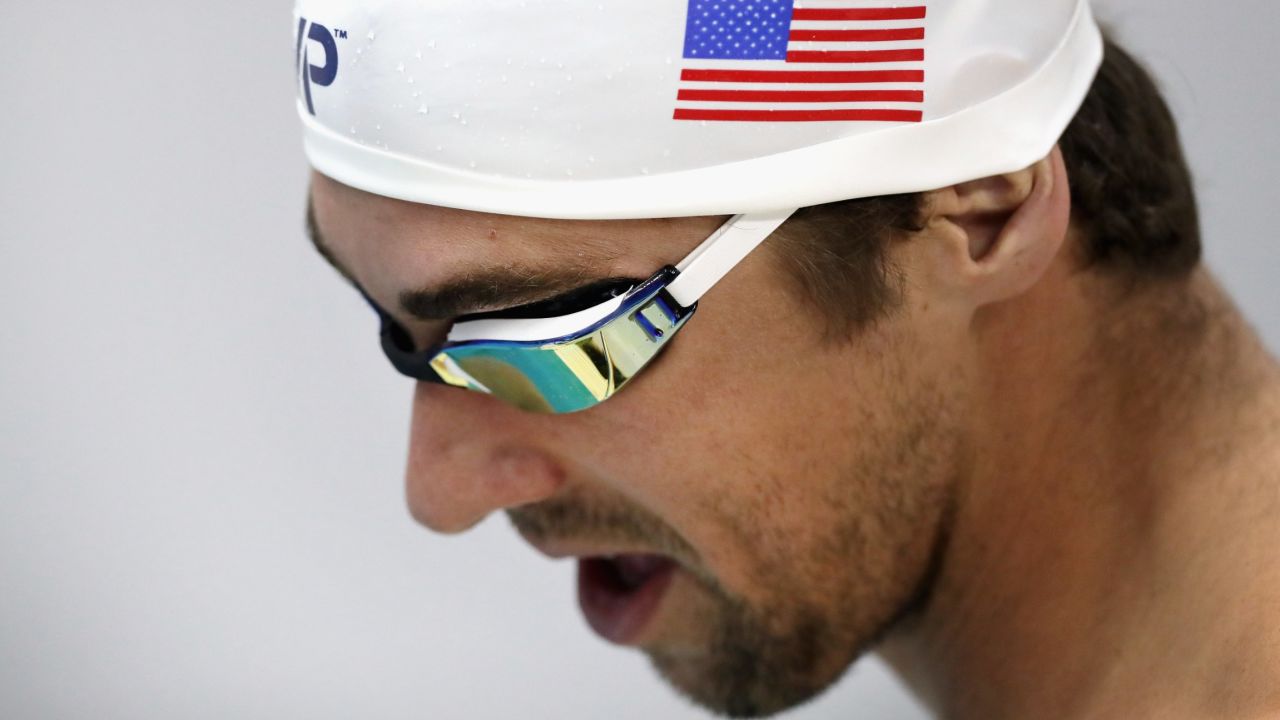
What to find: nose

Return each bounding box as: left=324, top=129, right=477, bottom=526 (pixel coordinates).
left=404, top=382, right=567, bottom=534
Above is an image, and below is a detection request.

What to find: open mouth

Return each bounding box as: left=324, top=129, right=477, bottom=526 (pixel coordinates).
left=577, top=554, right=678, bottom=645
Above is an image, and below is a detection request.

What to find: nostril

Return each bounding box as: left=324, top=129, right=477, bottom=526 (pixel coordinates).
left=404, top=445, right=567, bottom=535
left=404, top=480, right=487, bottom=535
left=489, top=446, right=567, bottom=505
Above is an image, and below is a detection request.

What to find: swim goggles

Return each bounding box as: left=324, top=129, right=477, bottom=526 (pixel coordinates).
left=367, top=209, right=795, bottom=413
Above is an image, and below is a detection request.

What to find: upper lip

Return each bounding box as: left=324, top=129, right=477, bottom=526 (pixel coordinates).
left=517, top=530, right=719, bottom=590
left=516, top=530, right=664, bottom=562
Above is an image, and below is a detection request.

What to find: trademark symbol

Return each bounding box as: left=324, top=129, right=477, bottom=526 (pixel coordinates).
left=333, top=28, right=348, bottom=39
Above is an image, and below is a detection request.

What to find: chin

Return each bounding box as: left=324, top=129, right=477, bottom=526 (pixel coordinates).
left=644, top=610, right=854, bottom=719
left=648, top=650, right=840, bottom=719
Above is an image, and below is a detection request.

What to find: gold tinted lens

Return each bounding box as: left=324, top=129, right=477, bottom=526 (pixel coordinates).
left=431, top=292, right=690, bottom=413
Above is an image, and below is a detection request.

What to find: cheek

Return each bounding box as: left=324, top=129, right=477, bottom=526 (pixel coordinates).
left=564, top=251, right=958, bottom=627
left=585, top=328, right=888, bottom=592
left=700, top=350, right=951, bottom=608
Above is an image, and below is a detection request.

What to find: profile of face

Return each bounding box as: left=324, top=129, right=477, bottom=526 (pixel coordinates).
left=309, top=172, right=968, bottom=717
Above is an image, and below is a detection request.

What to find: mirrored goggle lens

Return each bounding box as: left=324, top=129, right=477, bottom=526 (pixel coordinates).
left=380, top=272, right=694, bottom=413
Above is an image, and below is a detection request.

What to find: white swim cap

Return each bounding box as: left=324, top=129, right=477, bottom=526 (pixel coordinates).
left=294, top=0, right=1102, bottom=219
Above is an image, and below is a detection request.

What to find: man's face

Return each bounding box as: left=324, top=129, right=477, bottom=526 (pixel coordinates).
left=309, top=173, right=959, bottom=717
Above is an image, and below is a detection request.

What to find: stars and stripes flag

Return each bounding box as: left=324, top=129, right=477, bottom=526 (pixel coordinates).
left=675, top=0, right=927, bottom=122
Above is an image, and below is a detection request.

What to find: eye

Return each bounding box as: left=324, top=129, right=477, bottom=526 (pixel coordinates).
left=459, top=277, right=641, bottom=321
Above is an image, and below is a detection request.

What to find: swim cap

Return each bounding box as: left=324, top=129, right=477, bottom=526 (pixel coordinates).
left=294, top=0, right=1102, bottom=219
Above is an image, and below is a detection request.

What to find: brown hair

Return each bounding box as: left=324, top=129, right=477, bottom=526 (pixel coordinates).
left=772, top=33, right=1203, bottom=337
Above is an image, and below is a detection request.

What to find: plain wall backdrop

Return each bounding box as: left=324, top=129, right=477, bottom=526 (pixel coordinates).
left=1, top=1, right=1275, bottom=718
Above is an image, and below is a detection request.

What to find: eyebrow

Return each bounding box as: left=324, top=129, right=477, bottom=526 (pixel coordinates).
left=305, top=198, right=622, bottom=321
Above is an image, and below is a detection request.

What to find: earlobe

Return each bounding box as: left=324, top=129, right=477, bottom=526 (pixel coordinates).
left=924, top=146, right=1072, bottom=307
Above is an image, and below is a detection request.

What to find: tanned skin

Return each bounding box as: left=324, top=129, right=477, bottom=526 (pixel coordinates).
left=308, top=146, right=1280, bottom=719
left=878, top=160, right=1280, bottom=718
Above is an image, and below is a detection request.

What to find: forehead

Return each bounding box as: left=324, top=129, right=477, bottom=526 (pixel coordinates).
left=308, top=172, right=726, bottom=306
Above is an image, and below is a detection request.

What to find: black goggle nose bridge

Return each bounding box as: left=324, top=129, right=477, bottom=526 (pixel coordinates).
left=359, top=290, right=447, bottom=384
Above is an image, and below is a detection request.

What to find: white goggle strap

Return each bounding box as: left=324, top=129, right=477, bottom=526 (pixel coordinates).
left=667, top=209, right=797, bottom=308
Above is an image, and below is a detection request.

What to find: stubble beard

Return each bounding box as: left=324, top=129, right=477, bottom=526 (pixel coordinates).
left=646, top=581, right=845, bottom=718
left=644, top=410, right=956, bottom=718
left=507, top=388, right=956, bottom=719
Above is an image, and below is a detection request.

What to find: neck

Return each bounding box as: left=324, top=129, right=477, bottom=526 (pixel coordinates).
left=879, top=266, right=1280, bottom=719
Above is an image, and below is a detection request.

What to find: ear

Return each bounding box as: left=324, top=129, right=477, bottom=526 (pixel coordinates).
left=919, top=145, right=1071, bottom=307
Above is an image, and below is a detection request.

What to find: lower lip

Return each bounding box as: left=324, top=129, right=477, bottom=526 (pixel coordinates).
left=577, top=557, right=677, bottom=645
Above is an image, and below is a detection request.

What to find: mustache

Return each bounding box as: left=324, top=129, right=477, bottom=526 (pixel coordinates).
left=506, top=493, right=699, bottom=565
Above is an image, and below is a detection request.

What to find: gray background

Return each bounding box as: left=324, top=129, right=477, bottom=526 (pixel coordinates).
left=1, top=1, right=1275, bottom=718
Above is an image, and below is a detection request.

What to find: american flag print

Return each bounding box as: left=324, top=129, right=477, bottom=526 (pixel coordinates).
left=675, top=0, right=927, bottom=122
